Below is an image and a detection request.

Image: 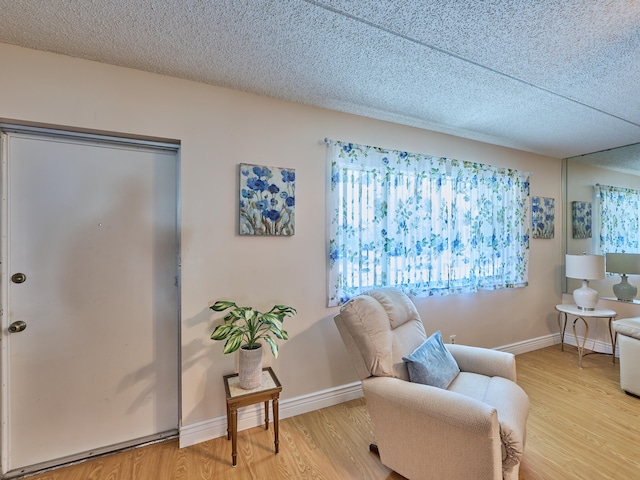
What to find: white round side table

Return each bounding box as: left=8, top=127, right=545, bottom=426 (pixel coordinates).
left=555, top=304, right=617, bottom=368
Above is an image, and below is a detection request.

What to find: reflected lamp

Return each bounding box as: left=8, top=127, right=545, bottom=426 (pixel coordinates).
left=605, top=253, right=640, bottom=302
left=566, top=254, right=605, bottom=310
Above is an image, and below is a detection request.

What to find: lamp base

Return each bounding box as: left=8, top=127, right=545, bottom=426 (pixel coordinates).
left=573, top=279, right=599, bottom=310
left=613, top=274, right=637, bottom=302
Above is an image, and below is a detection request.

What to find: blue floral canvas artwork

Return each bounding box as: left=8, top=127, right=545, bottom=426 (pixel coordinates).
left=240, top=163, right=295, bottom=236
left=572, top=201, right=592, bottom=239
left=532, top=196, right=554, bottom=239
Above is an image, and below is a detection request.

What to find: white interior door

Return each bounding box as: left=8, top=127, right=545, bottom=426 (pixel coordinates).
left=1, top=129, right=179, bottom=477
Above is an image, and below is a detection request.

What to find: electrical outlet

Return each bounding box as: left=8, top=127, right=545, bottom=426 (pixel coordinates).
left=449, top=334, right=456, bottom=344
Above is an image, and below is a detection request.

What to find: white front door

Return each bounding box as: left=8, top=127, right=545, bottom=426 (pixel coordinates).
left=1, top=128, right=179, bottom=477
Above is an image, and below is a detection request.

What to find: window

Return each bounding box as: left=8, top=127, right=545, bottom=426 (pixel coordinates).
left=594, top=184, right=640, bottom=254
left=327, top=140, right=530, bottom=306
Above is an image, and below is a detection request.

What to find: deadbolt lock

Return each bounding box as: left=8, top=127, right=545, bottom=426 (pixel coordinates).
left=11, top=273, right=26, bottom=284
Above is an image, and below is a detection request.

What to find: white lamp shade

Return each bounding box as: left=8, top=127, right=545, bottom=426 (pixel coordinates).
left=605, top=253, right=640, bottom=275
left=566, top=254, right=604, bottom=310
left=565, top=254, right=605, bottom=280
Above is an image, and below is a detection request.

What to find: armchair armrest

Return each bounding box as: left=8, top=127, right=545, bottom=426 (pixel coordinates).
left=446, top=344, right=517, bottom=381
left=363, top=376, right=503, bottom=480
left=363, top=376, right=498, bottom=434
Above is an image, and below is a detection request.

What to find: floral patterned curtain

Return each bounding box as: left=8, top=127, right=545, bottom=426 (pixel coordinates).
left=327, top=140, right=530, bottom=307
left=594, top=184, right=640, bottom=254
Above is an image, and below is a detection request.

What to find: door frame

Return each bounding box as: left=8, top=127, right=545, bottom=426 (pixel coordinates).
left=0, top=124, right=182, bottom=477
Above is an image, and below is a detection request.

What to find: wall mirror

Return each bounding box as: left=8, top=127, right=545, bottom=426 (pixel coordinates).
left=563, top=143, right=640, bottom=301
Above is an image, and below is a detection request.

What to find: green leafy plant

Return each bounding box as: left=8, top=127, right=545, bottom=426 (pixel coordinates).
left=210, top=301, right=297, bottom=358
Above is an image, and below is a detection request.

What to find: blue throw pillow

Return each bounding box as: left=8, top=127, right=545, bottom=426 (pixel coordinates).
left=402, top=331, right=460, bottom=389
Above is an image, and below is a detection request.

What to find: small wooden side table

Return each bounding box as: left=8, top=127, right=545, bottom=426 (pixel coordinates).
left=223, top=367, right=282, bottom=467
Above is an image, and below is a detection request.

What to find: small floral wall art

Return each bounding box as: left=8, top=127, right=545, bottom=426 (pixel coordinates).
left=532, top=196, right=554, bottom=239
left=240, top=163, right=295, bottom=236
left=572, top=201, right=592, bottom=239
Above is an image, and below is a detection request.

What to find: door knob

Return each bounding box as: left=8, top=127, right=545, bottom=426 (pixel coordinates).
left=8, top=321, right=27, bottom=333
left=11, top=273, right=26, bottom=284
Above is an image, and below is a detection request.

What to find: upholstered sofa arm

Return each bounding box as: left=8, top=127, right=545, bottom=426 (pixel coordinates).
left=446, top=344, right=517, bottom=382
left=363, top=376, right=503, bottom=480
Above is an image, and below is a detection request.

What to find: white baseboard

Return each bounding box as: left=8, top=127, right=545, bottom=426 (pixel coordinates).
left=496, top=332, right=618, bottom=357
left=179, top=381, right=363, bottom=448
left=180, top=333, right=586, bottom=449
left=495, top=333, right=560, bottom=355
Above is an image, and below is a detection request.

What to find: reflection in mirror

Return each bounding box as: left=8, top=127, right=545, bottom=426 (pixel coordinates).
left=564, top=143, right=640, bottom=302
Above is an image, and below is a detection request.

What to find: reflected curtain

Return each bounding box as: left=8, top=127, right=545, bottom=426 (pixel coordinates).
left=594, top=184, right=640, bottom=254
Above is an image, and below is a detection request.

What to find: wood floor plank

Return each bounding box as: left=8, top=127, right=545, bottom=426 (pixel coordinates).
left=22, top=345, right=640, bottom=479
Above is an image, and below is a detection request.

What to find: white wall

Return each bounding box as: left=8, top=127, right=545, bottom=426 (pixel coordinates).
left=0, top=43, right=563, bottom=438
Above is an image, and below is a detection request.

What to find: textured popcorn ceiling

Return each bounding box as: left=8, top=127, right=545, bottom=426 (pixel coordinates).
left=1, top=0, right=640, bottom=158
left=568, top=143, right=640, bottom=174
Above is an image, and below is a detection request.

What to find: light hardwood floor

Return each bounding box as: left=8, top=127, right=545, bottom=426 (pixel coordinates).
left=24, top=345, right=640, bottom=480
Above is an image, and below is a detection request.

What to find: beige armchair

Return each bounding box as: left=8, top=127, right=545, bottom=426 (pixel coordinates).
left=334, top=287, right=530, bottom=480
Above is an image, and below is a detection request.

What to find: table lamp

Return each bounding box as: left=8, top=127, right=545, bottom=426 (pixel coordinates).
left=566, top=254, right=605, bottom=310
left=605, top=253, right=640, bottom=302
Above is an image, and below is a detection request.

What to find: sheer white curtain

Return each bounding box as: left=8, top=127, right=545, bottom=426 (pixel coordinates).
left=327, top=140, right=530, bottom=306
left=454, top=160, right=531, bottom=290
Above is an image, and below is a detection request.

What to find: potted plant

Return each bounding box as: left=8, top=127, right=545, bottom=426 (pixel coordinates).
left=210, top=300, right=296, bottom=389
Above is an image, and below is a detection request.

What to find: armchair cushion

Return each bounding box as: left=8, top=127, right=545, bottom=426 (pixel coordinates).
left=337, top=287, right=426, bottom=379
left=403, top=331, right=460, bottom=389
left=613, top=317, right=640, bottom=340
